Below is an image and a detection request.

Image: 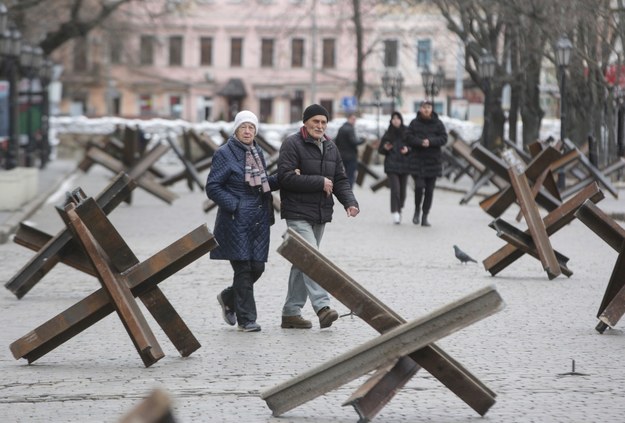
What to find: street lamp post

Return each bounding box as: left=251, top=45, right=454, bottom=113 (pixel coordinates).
left=478, top=52, right=496, bottom=150
left=38, top=59, right=53, bottom=168
left=0, top=26, right=22, bottom=169
left=555, top=35, right=573, bottom=189
left=421, top=65, right=445, bottom=103
left=19, top=44, right=43, bottom=167
left=381, top=69, right=404, bottom=112
left=373, top=88, right=381, bottom=140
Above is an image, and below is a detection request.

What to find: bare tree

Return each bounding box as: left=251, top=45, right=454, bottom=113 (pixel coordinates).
left=6, top=0, right=151, bottom=55
left=431, top=0, right=508, bottom=149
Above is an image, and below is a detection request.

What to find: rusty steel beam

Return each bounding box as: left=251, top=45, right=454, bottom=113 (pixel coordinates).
left=507, top=169, right=561, bottom=279
left=574, top=201, right=625, bottom=331
left=562, top=138, right=619, bottom=198
left=483, top=182, right=604, bottom=276
left=574, top=200, right=625, bottom=251
left=261, top=286, right=504, bottom=417
left=342, top=356, right=418, bottom=421
left=60, top=195, right=199, bottom=356
left=9, top=224, right=216, bottom=365
left=64, top=202, right=165, bottom=367
left=165, top=135, right=205, bottom=191
left=5, top=173, right=136, bottom=298
left=598, top=248, right=625, bottom=330
left=118, top=389, right=176, bottom=423
left=276, top=228, right=497, bottom=417
left=470, top=143, right=510, bottom=180
left=475, top=146, right=562, bottom=217
left=87, top=144, right=177, bottom=204
left=489, top=219, right=572, bottom=277
left=12, top=223, right=95, bottom=276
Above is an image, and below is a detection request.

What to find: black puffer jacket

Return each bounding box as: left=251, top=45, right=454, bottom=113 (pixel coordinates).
left=378, top=117, right=410, bottom=175
left=404, top=111, right=448, bottom=177
left=334, top=121, right=363, bottom=161
left=278, top=127, right=359, bottom=223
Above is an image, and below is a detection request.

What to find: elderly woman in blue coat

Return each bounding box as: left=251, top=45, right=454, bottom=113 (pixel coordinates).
left=206, top=110, right=279, bottom=332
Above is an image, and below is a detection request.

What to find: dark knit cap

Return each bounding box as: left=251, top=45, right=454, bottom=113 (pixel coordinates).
left=302, top=104, right=329, bottom=123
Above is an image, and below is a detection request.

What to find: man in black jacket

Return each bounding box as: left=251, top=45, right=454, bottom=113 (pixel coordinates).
left=334, top=113, right=363, bottom=187
left=404, top=100, right=448, bottom=227
left=278, top=104, right=360, bottom=329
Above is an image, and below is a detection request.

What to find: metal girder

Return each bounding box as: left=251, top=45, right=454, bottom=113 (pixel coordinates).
left=9, top=218, right=216, bottom=366
left=86, top=143, right=177, bottom=204
left=261, top=284, right=503, bottom=418
left=274, top=228, right=498, bottom=418
left=575, top=200, right=625, bottom=332
left=489, top=219, right=572, bottom=277
left=5, top=172, right=136, bottom=298
left=507, top=168, right=561, bottom=279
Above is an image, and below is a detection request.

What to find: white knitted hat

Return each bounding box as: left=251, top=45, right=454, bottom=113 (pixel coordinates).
left=233, top=110, right=259, bottom=135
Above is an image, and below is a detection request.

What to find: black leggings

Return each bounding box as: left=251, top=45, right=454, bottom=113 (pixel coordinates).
left=221, top=260, right=265, bottom=325
left=388, top=173, right=408, bottom=213
left=413, top=176, right=436, bottom=215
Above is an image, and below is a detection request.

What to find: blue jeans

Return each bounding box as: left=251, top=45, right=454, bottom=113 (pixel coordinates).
left=282, top=219, right=331, bottom=316
left=343, top=159, right=358, bottom=188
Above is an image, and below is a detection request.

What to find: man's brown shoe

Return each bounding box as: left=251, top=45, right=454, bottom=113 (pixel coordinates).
left=317, top=307, right=339, bottom=328
left=281, top=315, right=312, bottom=329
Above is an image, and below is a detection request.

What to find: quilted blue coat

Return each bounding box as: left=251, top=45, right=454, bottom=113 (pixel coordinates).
left=205, top=136, right=279, bottom=262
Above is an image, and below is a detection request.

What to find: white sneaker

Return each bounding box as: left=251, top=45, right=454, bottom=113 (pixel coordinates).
left=392, top=212, right=401, bottom=224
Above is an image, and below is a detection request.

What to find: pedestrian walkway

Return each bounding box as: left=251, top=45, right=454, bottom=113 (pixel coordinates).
left=0, top=158, right=79, bottom=244
left=1, top=157, right=625, bottom=422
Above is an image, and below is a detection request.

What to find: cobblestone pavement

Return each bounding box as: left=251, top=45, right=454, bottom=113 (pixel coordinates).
left=1, top=162, right=625, bottom=422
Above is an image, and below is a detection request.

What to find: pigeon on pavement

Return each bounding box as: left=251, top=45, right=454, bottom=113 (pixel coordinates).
left=453, top=245, right=477, bottom=264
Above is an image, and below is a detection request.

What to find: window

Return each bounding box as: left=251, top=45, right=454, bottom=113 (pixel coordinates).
left=261, top=38, right=274, bottom=67
left=291, top=38, right=304, bottom=68
left=384, top=39, right=398, bottom=67
left=169, top=35, right=183, bottom=66
left=140, top=35, right=155, bottom=66
left=231, top=37, right=243, bottom=67
left=200, top=37, right=213, bottom=66
left=259, top=98, right=273, bottom=123
left=170, top=95, right=182, bottom=118
left=320, top=99, right=333, bottom=120
left=139, top=94, right=153, bottom=116
left=110, top=38, right=122, bottom=65
left=198, top=96, right=213, bottom=121
left=322, top=38, right=335, bottom=68
left=417, top=39, right=431, bottom=68
left=73, top=37, right=87, bottom=72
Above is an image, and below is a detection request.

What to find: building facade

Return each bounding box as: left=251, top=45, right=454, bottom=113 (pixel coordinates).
left=52, top=0, right=472, bottom=124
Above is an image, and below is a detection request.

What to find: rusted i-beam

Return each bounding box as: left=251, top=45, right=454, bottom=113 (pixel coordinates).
left=575, top=200, right=625, bottom=332
left=261, top=286, right=504, bottom=418
left=276, top=228, right=497, bottom=418
left=483, top=180, right=604, bottom=276
left=5, top=172, right=136, bottom=298
left=506, top=166, right=561, bottom=279
left=10, top=223, right=216, bottom=366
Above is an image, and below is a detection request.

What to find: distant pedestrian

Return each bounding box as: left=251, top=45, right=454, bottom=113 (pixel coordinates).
left=404, top=100, right=448, bottom=227
left=378, top=111, right=410, bottom=224
left=278, top=104, right=360, bottom=329
left=333, top=113, right=364, bottom=187
left=206, top=110, right=279, bottom=332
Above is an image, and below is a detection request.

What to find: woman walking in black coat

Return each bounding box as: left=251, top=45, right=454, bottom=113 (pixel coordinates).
left=206, top=110, right=279, bottom=332
left=378, top=111, right=411, bottom=224
left=404, top=100, right=448, bottom=227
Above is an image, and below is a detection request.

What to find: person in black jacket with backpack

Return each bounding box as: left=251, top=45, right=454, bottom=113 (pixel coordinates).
left=277, top=104, right=360, bottom=330
left=404, top=100, right=447, bottom=227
